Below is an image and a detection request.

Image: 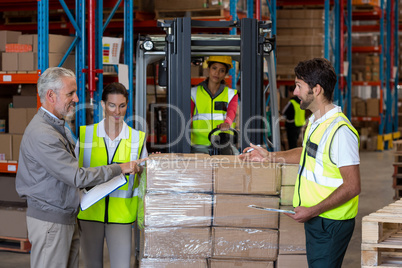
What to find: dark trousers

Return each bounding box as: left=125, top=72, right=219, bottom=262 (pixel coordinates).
left=304, top=217, right=355, bottom=268
left=286, top=125, right=301, bottom=149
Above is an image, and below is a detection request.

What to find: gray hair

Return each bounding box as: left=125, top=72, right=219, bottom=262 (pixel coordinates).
left=37, top=67, right=76, bottom=104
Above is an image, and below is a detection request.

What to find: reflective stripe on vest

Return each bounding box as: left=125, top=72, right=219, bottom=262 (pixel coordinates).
left=77, top=123, right=145, bottom=223
left=191, top=85, right=237, bottom=146
left=293, top=112, right=359, bottom=220
left=289, top=99, right=306, bottom=127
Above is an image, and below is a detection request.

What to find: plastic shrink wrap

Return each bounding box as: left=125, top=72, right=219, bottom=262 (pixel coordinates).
left=137, top=154, right=306, bottom=267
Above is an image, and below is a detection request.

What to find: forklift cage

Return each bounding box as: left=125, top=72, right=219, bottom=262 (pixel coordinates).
left=135, top=17, right=280, bottom=153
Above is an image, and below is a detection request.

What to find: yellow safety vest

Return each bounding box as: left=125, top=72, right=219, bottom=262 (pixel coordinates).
left=191, top=85, right=237, bottom=146
left=289, top=99, right=306, bottom=127
left=293, top=112, right=360, bottom=220
left=77, top=123, right=146, bottom=224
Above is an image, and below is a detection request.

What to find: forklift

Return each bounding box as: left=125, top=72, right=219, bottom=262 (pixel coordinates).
left=135, top=17, right=280, bottom=153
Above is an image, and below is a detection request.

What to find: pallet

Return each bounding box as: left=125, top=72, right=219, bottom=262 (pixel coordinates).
left=155, top=8, right=225, bottom=20
left=362, top=200, right=402, bottom=266
left=3, top=10, right=67, bottom=25
left=3, top=11, right=36, bottom=25
left=0, top=236, right=31, bottom=253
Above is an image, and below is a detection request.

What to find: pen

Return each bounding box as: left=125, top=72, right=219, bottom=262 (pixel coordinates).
left=241, top=144, right=261, bottom=154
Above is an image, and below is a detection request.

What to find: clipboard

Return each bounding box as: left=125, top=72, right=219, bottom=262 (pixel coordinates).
left=80, top=174, right=127, bottom=210
left=248, top=205, right=296, bottom=214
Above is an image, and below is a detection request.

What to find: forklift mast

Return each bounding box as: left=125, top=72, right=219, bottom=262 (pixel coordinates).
left=135, top=17, right=280, bottom=153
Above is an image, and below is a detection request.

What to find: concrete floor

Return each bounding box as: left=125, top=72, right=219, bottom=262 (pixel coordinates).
left=0, top=150, right=395, bottom=267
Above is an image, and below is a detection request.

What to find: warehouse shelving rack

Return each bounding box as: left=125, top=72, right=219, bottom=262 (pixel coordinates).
left=350, top=0, right=399, bottom=150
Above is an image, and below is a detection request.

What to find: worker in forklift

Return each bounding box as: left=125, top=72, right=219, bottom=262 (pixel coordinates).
left=190, top=56, right=238, bottom=154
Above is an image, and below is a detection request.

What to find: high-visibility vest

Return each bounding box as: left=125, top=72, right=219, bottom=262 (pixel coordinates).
left=293, top=112, right=360, bottom=220
left=191, top=85, right=237, bottom=146
left=77, top=123, right=146, bottom=223
left=289, top=99, right=306, bottom=127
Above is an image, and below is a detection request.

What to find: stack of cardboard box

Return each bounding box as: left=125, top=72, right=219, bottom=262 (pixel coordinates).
left=139, top=153, right=213, bottom=267
left=139, top=154, right=308, bottom=267
left=275, top=9, right=324, bottom=79
left=0, top=30, right=75, bottom=72
left=276, top=164, right=308, bottom=267
left=352, top=53, right=380, bottom=82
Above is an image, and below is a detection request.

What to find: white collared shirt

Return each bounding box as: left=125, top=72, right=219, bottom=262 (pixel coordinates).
left=41, top=107, right=59, bottom=120
left=306, top=105, right=359, bottom=167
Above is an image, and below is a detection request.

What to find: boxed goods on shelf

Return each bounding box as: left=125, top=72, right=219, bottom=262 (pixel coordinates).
left=12, top=95, right=37, bottom=109
left=18, top=52, right=37, bottom=72
left=0, top=134, right=12, bottom=161
left=275, top=9, right=324, bottom=78
left=18, top=34, right=38, bottom=53
left=0, top=174, right=24, bottom=203
left=1, top=52, right=18, bottom=72
left=0, top=31, right=21, bottom=52
left=8, top=108, right=36, bottom=134
left=0, top=206, right=27, bottom=238
left=12, top=134, right=23, bottom=161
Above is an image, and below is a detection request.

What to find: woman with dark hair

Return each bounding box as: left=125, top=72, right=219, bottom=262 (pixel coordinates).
left=190, top=56, right=238, bottom=154
left=75, top=82, right=147, bottom=268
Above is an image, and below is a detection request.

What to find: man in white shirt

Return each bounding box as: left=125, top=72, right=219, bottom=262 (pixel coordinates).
left=240, top=58, right=361, bottom=268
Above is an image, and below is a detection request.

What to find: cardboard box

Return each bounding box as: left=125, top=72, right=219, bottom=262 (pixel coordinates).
left=209, top=259, right=274, bottom=268
left=140, top=258, right=208, bottom=268
left=276, top=254, right=308, bottom=268
left=279, top=206, right=306, bottom=254
left=191, top=65, right=202, bottom=77
left=213, top=155, right=280, bottom=195
left=212, top=227, right=278, bottom=260
left=1, top=52, right=18, bottom=71
left=213, top=194, right=279, bottom=229
left=146, top=153, right=213, bottom=193
left=280, top=186, right=294, bottom=206
left=18, top=52, right=37, bottom=71
left=0, top=174, right=25, bottom=203
left=0, top=31, right=22, bottom=51
left=0, top=206, right=27, bottom=238
left=49, top=53, right=75, bottom=72
left=48, top=34, right=75, bottom=53
left=20, top=84, right=37, bottom=96
left=18, top=34, right=37, bottom=52
left=8, top=108, right=37, bottom=134
left=355, top=99, right=366, bottom=116
left=144, top=193, right=212, bottom=227
left=366, top=98, right=379, bottom=117
left=12, top=134, right=23, bottom=161
left=142, top=227, right=212, bottom=258
left=12, top=95, right=37, bottom=108
left=278, top=164, right=299, bottom=186
left=0, top=134, right=12, bottom=160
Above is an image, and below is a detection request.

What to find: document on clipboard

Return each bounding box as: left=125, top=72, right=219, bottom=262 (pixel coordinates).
left=80, top=174, right=127, bottom=210
left=248, top=205, right=296, bottom=214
